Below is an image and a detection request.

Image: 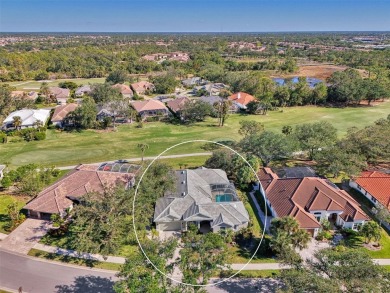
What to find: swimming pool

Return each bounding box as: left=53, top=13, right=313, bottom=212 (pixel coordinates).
left=216, top=194, right=233, bottom=202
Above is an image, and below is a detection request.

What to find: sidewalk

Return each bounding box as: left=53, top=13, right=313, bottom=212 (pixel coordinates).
left=248, top=191, right=272, bottom=232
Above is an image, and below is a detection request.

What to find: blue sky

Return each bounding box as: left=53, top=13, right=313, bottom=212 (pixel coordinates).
left=0, top=0, right=389, bottom=32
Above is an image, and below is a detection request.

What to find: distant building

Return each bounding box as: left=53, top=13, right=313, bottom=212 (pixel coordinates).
left=131, top=99, right=170, bottom=120
left=193, top=83, right=229, bottom=96
left=2, top=109, right=51, bottom=130
left=228, top=92, right=256, bottom=111
left=11, top=91, right=38, bottom=101
left=49, top=87, right=70, bottom=105
left=112, top=84, right=133, bottom=99
left=130, top=81, right=155, bottom=95
left=166, top=97, right=190, bottom=117
left=75, top=85, right=92, bottom=97
left=181, top=77, right=205, bottom=87
left=51, top=103, right=78, bottom=128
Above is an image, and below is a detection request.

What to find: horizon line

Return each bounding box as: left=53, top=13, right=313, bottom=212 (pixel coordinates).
left=1, top=30, right=390, bottom=34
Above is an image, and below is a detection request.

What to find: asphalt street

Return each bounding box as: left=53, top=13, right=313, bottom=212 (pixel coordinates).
left=0, top=249, right=117, bottom=293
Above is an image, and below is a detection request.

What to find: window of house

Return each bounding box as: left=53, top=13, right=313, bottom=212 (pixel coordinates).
left=352, top=223, right=363, bottom=230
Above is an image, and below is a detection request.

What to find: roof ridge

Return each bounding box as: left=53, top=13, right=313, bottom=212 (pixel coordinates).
left=219, top=203, right=244, bottom=223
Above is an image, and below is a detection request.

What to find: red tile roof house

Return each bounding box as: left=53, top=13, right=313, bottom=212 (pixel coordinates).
left=51, top=103, right=78, bottom=128
left=256, top=168, right=369, bottom=237
left=112, top=84, right=133, bottom=99
left=131, top=99, right=170, bottom=121
left=166, top=97, right=190, bottom=118
left=349, top=171, right=390, bottom=211
left=23, top=163, right=140, bottom=220
left=130, top=81, right=155, bottom=95
left=49, top=87, right=70, bottom=105
left=228, top=92, right=257, bottom=112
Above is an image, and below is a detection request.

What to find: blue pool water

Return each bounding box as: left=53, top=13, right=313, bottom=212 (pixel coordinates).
left=273, top=77, right=322, bottom=88
left=216, top=194, right=233, bottom=202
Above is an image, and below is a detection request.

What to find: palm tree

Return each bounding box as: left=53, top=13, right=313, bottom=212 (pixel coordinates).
left=33, top=120, right=43, bottom=131
left=39, top=82, right=51, bottom=104
left=270, top=216, right=299, bottom=236
left=137, top=143, right=149, bottom=162
left=12, top=116, right=22, bottom=130
left=291, top=229, right=311, bottom=250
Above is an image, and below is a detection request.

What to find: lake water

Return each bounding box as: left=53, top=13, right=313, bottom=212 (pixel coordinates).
left=273, top=77, right=323, bottom=88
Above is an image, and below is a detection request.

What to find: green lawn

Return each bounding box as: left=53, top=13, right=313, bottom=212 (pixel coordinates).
left=28, top=248, right=122, bottom=271
left=2, top=78, right=106, bottom=91
left=0, top=194, right=27, bottom=234
left=3, top=103, right=389, bottom=168
left=217, top=269, right=280, bottom=278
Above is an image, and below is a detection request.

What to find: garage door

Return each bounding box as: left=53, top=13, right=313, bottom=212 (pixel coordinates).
left=157, top=222, right=181, bottom=231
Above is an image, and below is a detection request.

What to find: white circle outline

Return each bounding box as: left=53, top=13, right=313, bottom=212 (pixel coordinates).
left=132, top=139, right=268, bottom=287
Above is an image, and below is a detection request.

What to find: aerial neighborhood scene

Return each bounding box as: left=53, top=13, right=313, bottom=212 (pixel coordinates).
left=1, top=1, right=390, bottom=292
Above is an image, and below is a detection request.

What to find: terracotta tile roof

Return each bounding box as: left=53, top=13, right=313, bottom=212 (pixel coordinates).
left=51, top=103, right=78, bottom=123
left=258, top=168, right=369, bottom=229
left=23, top=164, right=137, bottom=215
left=130, top=81, right=155, bottom=94
left=166, top=97, right=190, bottom=113
left=228, top=92, right=256, bottom=106
left=49, top=87, right=70, bottom=99
left=354, top=171, right=390, bottom=209
left=112, top=84, right=133, bottom=95
left=131, top=99, right=168, bottom=113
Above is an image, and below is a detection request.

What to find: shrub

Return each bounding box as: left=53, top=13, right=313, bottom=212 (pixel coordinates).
left=342, top=228, right=359, bottom=237
left=316, top=230, right=333, bottom=241
left=34, top=132, right=46, bottom=141
left=0, top=132, right=7, bottom=143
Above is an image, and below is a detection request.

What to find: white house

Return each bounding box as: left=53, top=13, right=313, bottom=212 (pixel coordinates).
left=1, top=109, right=51, bottom=130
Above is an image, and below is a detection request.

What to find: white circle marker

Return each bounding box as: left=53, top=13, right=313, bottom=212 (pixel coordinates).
left=132, top=140, right=268, bottom=287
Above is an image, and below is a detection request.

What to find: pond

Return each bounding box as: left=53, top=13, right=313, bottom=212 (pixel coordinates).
left=273, top=76, right=323, bottom=88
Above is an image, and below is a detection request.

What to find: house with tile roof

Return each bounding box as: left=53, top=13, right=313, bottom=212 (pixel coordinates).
left=75, top=85, right=92, bottom=97
left=154, top=168, right=249, bottom=232
left=23, top=162, right=141, bottom=219
left=130, top=81, right=155, bottom=95
left=257, top=168, right=369, bottom=237
left=350, top=171, right=390, bottom=211
left=51, top=103, right=78, bottom=128
left=11, top=91, right=38, bottom=101
left=112, top=84, right=133, bottom=99
left=131, top=99, right=170, bottom=121
left=49, top=87, right=70, bottom=105
left=166, top=97, right=190, bottom=117
left=228, top=92, right=257, bottom=111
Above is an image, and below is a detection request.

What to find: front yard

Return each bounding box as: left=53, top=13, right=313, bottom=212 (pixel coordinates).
left=0, top=194, right=28, bottom=234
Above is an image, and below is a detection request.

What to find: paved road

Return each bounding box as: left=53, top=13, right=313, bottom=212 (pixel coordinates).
left=0, top=249, right=117, bottom=293
left=57, top=152, right=212, bottom=170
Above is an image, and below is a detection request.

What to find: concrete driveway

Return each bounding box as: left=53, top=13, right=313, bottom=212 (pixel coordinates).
left=0, top=219, right=50, bottom=254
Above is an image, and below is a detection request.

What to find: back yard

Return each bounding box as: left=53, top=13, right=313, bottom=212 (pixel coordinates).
left=1, top=102, right=390, bottom=168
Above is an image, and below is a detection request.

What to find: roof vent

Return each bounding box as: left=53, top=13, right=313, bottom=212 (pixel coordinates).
left=182, top=192, right=186, bottom=196
left=182, top=181, right=186, bottom=184
left=181, top=170, right=186, bottom=174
